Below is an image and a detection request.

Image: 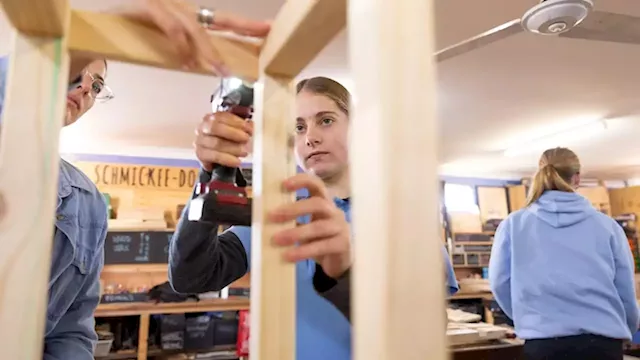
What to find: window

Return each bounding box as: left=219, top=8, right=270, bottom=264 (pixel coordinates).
left=444, top=183, right=479, bottom=213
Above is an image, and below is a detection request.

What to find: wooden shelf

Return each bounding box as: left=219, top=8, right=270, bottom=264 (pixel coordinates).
left=95, top=297, right=250, bottom=317
left=449, top=292, right=493, bottom=301
left=96, top=346, right=238, bottom=360
left=102, top=264, right=168, bottom=273
left=95, top=298, right=249, bottom=359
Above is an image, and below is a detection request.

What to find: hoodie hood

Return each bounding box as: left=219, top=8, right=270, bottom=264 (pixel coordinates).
left=527, top=190, right=596, bottom=228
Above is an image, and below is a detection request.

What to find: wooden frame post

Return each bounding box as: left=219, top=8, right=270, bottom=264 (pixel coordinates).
left=249, top=74, right=297, bottom=360
left=250, top=1, right=346, bottom=358
left=0, top=0, right=446, bottom=359
left=349, top=0, right=448, bottom=359
left=0, top=1, right=71, bottom=358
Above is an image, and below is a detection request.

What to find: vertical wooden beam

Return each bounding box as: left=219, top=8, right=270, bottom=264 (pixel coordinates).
left=349, top=0, right=448, bottom=360
left=137, top=314, right=150, bottom=360
left=248, top=1, right=347, bottom=356
left=250, top=74, right=296, bottom=359
left=0, top=21, right=70, bottom=360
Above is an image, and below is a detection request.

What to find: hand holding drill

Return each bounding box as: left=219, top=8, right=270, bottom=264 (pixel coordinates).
left=192, top=112, right=351, bottom=279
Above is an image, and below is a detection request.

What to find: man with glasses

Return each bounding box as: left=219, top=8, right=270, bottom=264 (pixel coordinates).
left=0, top=1, right=270, bottom=357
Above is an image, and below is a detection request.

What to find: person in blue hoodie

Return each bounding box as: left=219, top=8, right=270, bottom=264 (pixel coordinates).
left=489, top=147, right=639, bottom=360
left=169, top=76, right=459, bottom=360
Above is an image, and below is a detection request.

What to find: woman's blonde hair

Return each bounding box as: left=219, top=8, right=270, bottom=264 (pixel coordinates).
left=296, top=76, right=350, bottom=116
left=525, top=147, right=581, bottom=206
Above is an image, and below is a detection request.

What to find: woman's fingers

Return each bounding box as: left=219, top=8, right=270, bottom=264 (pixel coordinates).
left=272, top=219, right=342, bottom=246
left=194, top=135, right=247, bottom=157
left=142, top=0, right=193, bottom=66
left=210, top=10, right=271, bottom=37
left=168, top=1, right=229, bottom=74
left=194, top=145, right=242, bottom=168
left=281, top=173, right=329, bottom=199
left=197, top=114, right=252, bottom=143
left=194, top=112, right=252, bottom=168
left=282, top=235, right=347, bottom=263
left=268, top=197, right=337, bottom=223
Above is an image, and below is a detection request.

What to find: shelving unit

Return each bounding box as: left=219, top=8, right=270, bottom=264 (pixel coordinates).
left=95, top=298, right=249, bottom=360
left=97, top=224, right=251, bottom=360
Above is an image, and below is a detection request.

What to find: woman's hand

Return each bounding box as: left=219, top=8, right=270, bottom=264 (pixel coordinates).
left=125, top=0, right=271, bottom=74
left=70, top=0, right=271, bottom=78
left=269, top=173, right=352, bottom=279
left=194, top=112, right=253, bottom=171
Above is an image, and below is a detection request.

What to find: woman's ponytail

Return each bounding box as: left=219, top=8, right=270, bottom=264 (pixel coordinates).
left=525, top=148, right=581, bottom=207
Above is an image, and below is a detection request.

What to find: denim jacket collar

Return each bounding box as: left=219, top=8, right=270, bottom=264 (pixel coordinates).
left=58, top=160, right=95, bottom=206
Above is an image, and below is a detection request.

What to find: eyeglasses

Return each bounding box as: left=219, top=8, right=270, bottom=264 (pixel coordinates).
left=68, top=71, right=114, bottom=103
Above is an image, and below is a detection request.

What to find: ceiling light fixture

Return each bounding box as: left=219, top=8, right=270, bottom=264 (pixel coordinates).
left=503, top=119, right=608, bottom=157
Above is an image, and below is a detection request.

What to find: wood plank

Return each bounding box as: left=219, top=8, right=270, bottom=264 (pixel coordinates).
left=68, top=10, right=260, bottom=81
left=0, top=27, right=70, bottom=359
left=137, top=314, right=150, bottom=360
left=0, top=0, right=68, bottom=37
left=249, top=74, right=297, bottom=360
left=577, top=185, right=611, bottom=215
left=95, top=298, right=250, bottom=317
left=477, top=187, right=509, bottom=223
left=507, top=185, right=527, bottom=212
left=348, top=0, right=447, bottom=359
left=260, top=0, right=346, bottom=77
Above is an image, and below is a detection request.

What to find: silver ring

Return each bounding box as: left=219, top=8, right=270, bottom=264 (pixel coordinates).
left=197, top=7, right=216, bottom=28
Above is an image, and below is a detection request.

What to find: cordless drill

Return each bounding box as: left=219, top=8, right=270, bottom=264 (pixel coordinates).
left=188, top=79, right=254, bottom=226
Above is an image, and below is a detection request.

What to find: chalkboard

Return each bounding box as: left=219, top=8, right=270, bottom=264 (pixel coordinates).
left=104, top=231, right=173, bottom=265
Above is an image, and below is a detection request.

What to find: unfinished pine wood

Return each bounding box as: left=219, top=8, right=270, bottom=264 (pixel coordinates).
left=507, top=185, right=527, bottom=212
left=349, top=0, right=447, bottom=359
left=0, top=0, right=68, bottom=37
left=577, top=185, right=611, bottom=216
left=449, top=211, right=483, bottom=233
left=249, top=75, right=297, bottom=360
left=248, top=1, right=348, bottom=356
left=610, top=186, right=640, bottom=217
left=477, top=187, right=509, bottom=223
left=260, top=0, right=346, bottom=76
left=68, top=11, right=260, bottom=81
left=0, top=22, right=71, bottom=360
left=137, top=313, right=150, bottom=360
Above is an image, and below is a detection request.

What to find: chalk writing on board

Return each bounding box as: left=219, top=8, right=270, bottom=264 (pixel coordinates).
left=112, top=234, right=131, bottom=252
left=105, top=231, right=174, bottom=265
left=135, top=233, right=151, bottom=262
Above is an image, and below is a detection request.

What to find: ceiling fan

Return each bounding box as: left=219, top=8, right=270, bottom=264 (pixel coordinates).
left=436, top=0, right=640, bottom=62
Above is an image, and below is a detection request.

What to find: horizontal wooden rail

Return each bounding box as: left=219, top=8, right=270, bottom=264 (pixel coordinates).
left=0, top=0, right=68, bottom=37
left=259, top=0, right=346, bottom=77
left=68, top=11, right=260, bottom=81
left=95, top=297, right=250, bottom=317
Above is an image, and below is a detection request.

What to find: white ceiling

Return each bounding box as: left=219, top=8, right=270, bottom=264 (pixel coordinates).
left=3, top=0, right=640, bottom=180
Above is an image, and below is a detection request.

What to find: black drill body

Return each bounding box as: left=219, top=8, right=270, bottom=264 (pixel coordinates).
left=188, top=82, right=254, bottom=226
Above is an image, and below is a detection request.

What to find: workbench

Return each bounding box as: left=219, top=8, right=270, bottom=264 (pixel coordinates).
left=94, top=297, right=250, bottom=360
left=451, top=338, right=524, bottom=360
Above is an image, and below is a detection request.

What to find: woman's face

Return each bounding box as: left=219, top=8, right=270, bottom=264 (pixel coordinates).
left=65, top=60, right=107, bottom=126
left=294, top=90, right=349, bottom=180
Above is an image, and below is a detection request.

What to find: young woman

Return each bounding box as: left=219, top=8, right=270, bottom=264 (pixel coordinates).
left=169, top=76, right=459, bottom=360
left=489, top=147, right=639, bottom=360
left=0, top=2, right=268, bottom=358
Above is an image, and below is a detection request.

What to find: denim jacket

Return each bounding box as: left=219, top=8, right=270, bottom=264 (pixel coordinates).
left=45, top=159, right=107, bottom=359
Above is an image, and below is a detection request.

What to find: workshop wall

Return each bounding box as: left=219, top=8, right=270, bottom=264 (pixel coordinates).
left=63, top=153, right=252, bottom=228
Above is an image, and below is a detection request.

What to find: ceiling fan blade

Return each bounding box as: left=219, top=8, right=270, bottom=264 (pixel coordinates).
left=559, top=10, right=640, bottom=45
left=435, top=19, right=523, bottom=62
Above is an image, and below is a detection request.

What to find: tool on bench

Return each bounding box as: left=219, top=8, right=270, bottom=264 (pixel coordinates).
left=188, top=78, right=254, bottom=226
